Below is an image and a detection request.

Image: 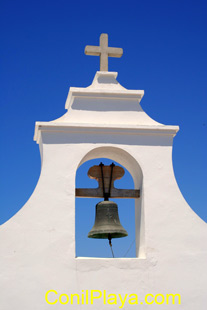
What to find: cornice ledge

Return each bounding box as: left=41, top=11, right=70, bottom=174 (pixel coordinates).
left=34, top=122, right=179, bottom=144
left=65, top=88, right=144, bottom=110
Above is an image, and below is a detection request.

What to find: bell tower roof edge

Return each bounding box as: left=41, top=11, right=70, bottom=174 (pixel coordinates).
left=33, top=71, right=179, bottom=143
left=65, top=71, right=144, bottom=110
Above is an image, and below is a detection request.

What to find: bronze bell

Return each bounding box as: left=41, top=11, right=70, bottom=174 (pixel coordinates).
left=88, top=200, right=128, bottom=239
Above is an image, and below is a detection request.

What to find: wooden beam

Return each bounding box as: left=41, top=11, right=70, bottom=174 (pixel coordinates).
left=76, top=188, right=140, bottom=199
left=76, top=164, right=140, bottom=199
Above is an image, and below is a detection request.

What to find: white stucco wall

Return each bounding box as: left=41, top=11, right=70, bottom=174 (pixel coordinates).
left=0, top=72, right=206, bottom=310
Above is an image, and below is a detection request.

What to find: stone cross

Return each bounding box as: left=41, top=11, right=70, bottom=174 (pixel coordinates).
left=85, top=33, right=123, bottom=71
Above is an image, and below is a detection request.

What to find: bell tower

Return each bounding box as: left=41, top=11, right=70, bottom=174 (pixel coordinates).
left=0, top=33, right=207, bottom=310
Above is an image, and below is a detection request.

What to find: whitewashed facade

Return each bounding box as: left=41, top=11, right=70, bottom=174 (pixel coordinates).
left=0, top=71, right=206, bottom=309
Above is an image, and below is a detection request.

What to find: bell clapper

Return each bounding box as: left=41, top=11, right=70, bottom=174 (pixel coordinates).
left=108, top=234, right=115, bottom=258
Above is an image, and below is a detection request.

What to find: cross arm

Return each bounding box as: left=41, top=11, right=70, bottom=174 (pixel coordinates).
left=107, top=47, right=123, bottom=58
left=85, top=45, right=101, bottom=56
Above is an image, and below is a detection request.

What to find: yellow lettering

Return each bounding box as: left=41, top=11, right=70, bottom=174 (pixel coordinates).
left=45, top=290, right=58, bottom=305
left=118, top=294, right=128, bottom=308
left=103, top=290, right=106, bottom=304
left=128, top=294, right=138, bottom=305
left=59, top=294, right=69, bottom=305
left=86, top=290, right=89, bottom=305
left=107, top=294, right=117, bottom=305
left=145, top=294, right=154, bottom=305
left=166, top=294, right=181, bottom=305
left=71, top=294, right=80, bottom=304
left=91, top=290, right=102, bottom=304
left=155, top=294, right=164, bottom=305
left=81, top=290, right=84, bottom=304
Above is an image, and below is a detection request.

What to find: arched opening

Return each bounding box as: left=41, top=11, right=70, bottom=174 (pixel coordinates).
left=75, top=146, right=144, bottom=258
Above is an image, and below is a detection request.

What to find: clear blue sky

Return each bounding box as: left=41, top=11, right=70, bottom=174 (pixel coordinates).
left=0, top=0, right=206, bottom=256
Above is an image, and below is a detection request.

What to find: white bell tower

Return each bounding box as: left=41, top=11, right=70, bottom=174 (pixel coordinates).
left=0, top=34, right=206, bottom=310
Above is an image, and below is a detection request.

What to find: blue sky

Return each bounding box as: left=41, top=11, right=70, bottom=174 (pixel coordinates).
left=0, top=0, right=206, bottom=256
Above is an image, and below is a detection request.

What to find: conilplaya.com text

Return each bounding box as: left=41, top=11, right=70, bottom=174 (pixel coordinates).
left=45, top=290, right=181, bottom=306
